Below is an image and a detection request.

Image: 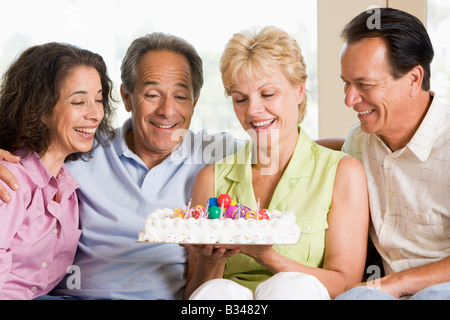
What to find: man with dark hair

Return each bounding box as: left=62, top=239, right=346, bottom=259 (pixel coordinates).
left=336, top=8, right=450, bottom=300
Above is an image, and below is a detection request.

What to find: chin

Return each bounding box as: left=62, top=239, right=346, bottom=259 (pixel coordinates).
left=359, top=124, right=378, bottom=134
left=73, top=143, right=94, bottom=154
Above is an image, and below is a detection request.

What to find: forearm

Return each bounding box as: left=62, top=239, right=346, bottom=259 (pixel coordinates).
left=249, top=248, right=351, bottom=299
left=383, top=256, right=450, bottom=297
left=184, top=254, right=226, bottom=299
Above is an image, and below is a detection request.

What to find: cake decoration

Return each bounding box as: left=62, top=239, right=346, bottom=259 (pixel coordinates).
left=138, top=194, right=301, bottom=245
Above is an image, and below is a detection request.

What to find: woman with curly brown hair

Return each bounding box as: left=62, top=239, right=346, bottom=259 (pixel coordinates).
left=0, top=42, right=115, bottom=299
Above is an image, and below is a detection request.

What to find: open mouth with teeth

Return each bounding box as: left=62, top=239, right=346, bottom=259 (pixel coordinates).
left=74, top=127, right=97, bottom=138
left=251, top=119, right=275, bottom=129
left=358, top=109, right=376, bottom=116
left=151, top=122, right=177, bottom=129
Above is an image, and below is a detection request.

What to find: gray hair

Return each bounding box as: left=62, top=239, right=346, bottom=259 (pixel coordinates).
left=120, top=32, right=204, bottom=99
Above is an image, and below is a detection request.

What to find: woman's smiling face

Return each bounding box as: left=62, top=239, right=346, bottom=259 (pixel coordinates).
left=230, top=66, right=305, bottom=149
left=44, top=66, right=104, bottom=158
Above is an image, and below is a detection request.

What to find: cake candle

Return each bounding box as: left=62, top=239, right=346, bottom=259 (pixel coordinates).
left=238, top=201, right=241, bottom=219
left=185, top=198, right=192, bottom=219
left=256, top=198, right=260, bottom=220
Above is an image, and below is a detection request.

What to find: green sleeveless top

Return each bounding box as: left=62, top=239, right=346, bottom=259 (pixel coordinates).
left=214, top=128, right=346, bottom=292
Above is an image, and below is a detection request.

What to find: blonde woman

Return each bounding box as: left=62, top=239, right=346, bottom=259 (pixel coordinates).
left=184, top=26, right=369, bottom=300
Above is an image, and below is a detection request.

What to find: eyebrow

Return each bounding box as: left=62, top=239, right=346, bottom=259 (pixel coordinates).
left=340, top=75, right=370, bottom=82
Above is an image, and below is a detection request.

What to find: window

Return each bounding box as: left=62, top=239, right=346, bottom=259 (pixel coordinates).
left=0, top=0, right=318, bottom=140
left=428, top=0, right=450, bottom=105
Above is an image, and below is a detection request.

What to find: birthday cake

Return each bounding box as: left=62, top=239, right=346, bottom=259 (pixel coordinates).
left=138, top=194, right=301, bottom=245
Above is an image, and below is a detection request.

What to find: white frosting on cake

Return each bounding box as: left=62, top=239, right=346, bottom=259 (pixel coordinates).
left=138, top=208, right=301, bottom=244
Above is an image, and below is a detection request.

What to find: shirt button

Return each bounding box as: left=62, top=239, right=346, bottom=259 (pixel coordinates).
left=306, top=225, right=311, bottom=231
left=384, top=225, right=393, bottom=232
left=53, top=228, right=59, bottom=235
left=41, top=262, right=47, bottom=269
left=388, top=191, right=394, bottom=198
left=30, top=286, right=38, bottom=292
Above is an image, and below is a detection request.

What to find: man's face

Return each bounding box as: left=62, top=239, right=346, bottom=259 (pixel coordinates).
left=121, top=50, right=197, bottom=159
left=340, top=37, right=413, bottom=140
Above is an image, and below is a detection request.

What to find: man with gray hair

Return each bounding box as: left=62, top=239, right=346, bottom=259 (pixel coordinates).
left=0, top=33, right=241, bottom=299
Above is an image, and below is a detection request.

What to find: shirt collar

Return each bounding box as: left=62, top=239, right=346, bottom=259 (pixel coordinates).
left=371, top=92, right=444, bottom=162
left=116, top=118, right=133, bottom=158
left=18, top=150, right=79, bottom=190
left=406, top=93, right=444, bottom=162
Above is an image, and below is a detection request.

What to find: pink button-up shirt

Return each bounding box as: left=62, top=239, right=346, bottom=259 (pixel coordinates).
left=0, top=151, right=81, bottom=300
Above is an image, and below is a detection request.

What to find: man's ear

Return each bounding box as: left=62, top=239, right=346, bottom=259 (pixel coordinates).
left=120, top=84, right=133, bottom=112
left=408, top=65, right=424, bottom=97
left=193, top=94, right=200, bottom=109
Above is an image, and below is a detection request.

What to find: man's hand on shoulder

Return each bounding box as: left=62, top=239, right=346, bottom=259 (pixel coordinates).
left=0, top=149, right=21, bottom=203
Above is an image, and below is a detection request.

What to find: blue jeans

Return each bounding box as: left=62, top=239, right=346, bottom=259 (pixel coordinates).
left=336, top=282, right=450, bottom=300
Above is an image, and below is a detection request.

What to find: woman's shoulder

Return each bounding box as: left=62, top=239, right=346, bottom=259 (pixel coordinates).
left=0, top=154, right=39, bottom=197
left=0, top=159, right=28, bottom=184
left=333, top=155, right=366, bottom=190
left=196, top=164, right=214, bottom=182
left=310, top=139, right=347, bottom=164
left=0, top=163, right=30, bottom=211
left=309, top=135, right=364, bottom=178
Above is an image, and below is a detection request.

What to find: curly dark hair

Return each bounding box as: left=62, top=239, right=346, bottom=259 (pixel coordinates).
left=0, top=42, right=116, bottom=162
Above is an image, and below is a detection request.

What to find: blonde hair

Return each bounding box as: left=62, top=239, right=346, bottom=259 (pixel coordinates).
left=220, top=26, right=308, bottom=124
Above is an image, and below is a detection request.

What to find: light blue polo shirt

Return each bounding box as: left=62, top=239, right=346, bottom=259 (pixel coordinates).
left=53, top=118, right=243, bottom=300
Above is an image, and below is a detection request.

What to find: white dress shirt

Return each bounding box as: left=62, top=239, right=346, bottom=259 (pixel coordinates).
left=343, top=93, right=450, bottom=275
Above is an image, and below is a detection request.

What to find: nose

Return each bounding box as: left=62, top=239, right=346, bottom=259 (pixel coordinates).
left=156, top=96, right=176, bottom=118
left=246, top=96, right=264, bottom=117
left=344, top=83, right=363, bottom=108
left=86, top=99, right=104, bottom=123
